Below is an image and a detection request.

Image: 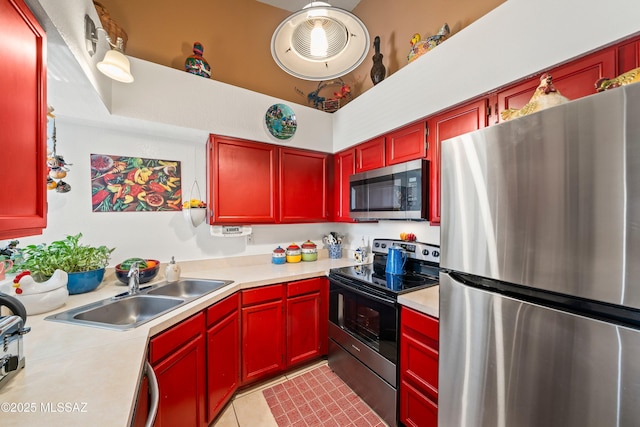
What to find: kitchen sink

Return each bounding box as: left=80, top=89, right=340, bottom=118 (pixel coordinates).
left=146, top=279, right=233, bottom=299
left=45, top=278, right=233, bottom=330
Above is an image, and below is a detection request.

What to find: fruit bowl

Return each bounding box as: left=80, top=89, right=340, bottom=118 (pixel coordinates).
left=115, top=259, right=160, bottom=285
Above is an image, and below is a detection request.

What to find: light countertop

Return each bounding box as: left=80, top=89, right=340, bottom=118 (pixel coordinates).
left=0, top=254, right=438, bottom=426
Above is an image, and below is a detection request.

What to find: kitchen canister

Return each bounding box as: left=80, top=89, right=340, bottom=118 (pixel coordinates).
left=301, top=240, right=318, bottom=262
left=286, top=243, right=302, bottom=263
left=272, top=246, right=286, bottom=264
left=328, top=243, right=342, bottom=259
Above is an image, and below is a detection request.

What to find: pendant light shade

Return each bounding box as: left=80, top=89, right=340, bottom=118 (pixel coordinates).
left=271, top=2, right=370, bottom=81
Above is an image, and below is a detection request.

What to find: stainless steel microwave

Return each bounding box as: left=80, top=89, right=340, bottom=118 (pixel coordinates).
left=349, top=159, right=429, bottom=220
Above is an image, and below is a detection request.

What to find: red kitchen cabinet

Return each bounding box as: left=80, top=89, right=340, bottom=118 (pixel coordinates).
left=400, top=307, right=439, bottom=427
left=497, top=49, right=616, bottom=123
left=208, top=135, right=278, bottom=224
left=355, top=136, right=385, bottom=172
left=333, top=148, right=355, bottom=222
left=426, top=98, right=488, bottom=225
left=241, top=284, right=286, bottom=385
left=278, top=147, right=330, bottom=223
left=386, top=122, right=427, bottom=166
left=616, top=34, right=640, bottom=74
left=0, top=0, right=47, bottom=240
left=149, top=313, right=206, bottom=427
left=206, top=293, right=240, bottom=423
left=286, top=277, right=328, bottom=367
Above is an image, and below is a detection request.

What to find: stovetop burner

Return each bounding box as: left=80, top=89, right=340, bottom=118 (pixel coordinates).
left=328, top=239, right=440, bottom=297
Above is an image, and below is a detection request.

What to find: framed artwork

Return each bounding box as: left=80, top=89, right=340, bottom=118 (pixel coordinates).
left=90, top=154, right=182, bottom=212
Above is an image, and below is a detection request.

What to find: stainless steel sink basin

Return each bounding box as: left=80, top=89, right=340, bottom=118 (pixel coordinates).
left=146, top=279, right=233, bottom=299
left=45, top=278, right=233, bottom=330
left=73, top=295, right=184, bottom=326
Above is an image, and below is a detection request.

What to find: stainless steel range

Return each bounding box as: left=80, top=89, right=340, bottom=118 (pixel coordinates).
left=327, top=239, right=439, bottom=427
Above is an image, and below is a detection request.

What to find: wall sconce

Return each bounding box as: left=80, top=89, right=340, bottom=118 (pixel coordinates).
left=271, top=2, right=369, bottom=81
left=84, top=14, right=134, bottom=83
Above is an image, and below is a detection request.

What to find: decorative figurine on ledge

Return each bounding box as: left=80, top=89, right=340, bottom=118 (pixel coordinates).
left=501, top=73, right=569, bottom=121
left=408, top=23, right=450, bottom=63
left=595, top=67, right=640, bottom=92
left=370, top=36, right=386, bottom=85
left=185, top=42, right=211, bottom=78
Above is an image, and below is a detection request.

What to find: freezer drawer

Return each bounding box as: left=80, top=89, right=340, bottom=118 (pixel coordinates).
left=439, top=272, right=640, bottom=427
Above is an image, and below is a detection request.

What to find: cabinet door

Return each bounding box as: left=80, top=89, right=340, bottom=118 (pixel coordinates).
left=400, top=307, right=439, bottom=427
left=0, top=0, right=47, bottom=240
left=152, top=334, right=206, bottom=427
left=426, top=98, right=488, bottom=225
left=497, top=49, right=616, bottom=121
left=278, top=148, right=329, bottom=223
left=386, top=122, right=426, bottom=165
left=355, top=136, right=385, bottom=172
left=208, top=135, right=278, bottom=224
left=286, top=278, right=328, bottom=367
left=333, top=149, right=355, bottom=222
left=400, top=379, right=438, bottom=427
left=206, top=294, right=239, bottom=423
left=616, top=35, right=640, bottom=74
left=241, top=285, right=286, bottom=385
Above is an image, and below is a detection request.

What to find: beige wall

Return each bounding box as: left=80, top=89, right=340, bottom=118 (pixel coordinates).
left=96, top=0, right=504, bottom=107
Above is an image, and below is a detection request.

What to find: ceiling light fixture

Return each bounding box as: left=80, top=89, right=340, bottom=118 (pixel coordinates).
left=84, top=14, right=134, bottom=83
left=270, top=2, right=370, bottom=81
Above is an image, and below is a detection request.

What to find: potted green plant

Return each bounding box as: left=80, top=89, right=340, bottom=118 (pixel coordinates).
left=15, top=233, right=115, bottom=295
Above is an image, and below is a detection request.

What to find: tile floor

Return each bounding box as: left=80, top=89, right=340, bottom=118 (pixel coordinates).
left=212, top=360, right=388, bottom=427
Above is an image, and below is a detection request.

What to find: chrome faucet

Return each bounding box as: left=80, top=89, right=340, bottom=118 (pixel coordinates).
left=127, top=262, right=140, bottom=295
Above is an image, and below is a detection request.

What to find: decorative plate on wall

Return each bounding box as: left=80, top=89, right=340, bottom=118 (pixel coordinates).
left=265, top=103, right=297, bottom=140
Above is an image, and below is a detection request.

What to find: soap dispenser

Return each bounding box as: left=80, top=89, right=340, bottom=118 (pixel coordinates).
left=165, top=256, right=181, bottom=283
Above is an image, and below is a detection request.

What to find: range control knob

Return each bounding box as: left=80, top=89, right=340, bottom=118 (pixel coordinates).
left=432, top=250, right=440, bottom=258
left=374, top=242, right=380, bottom=248
left=422, top=249, right=430, bottom=256
left=381, top=243, right=387, bottom=248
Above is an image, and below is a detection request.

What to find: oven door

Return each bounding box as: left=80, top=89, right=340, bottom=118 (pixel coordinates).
left=328, top=277, right=398, bottom=364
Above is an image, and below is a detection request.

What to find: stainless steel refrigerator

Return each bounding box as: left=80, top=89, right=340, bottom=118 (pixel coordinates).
left=439, top=82, right=640, bottom=427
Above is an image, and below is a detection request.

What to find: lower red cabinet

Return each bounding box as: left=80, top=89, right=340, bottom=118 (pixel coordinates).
left=149, top=313, right=207, bottom=427
left=400, top=307, right=439, bottom=427
left=241, top=284, right=286, bottom=385
left=241, top=278, right=329, bottom=385
left=286, top=277, right=328, bottom=367
left=206, top=293, right=240, bottom=423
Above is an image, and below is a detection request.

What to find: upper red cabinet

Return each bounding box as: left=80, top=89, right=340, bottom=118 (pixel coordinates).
left=333, top=149, right=355, bottom=222
left=355, top=136, right=385, bottom=172
left=207, top=135, right=330, bottom=224
left=208, top=135, right=278, bottom=224
left=497, top=49, right=616, bottom=123
left=427, top=98, right=488, bottom=225
left=279, top=148, right=330, bottom=223
left=386, top=122, right=426, bottom=166
left=0, top=0, right=47, bottom=240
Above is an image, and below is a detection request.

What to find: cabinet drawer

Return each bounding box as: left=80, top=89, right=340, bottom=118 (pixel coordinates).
left=401, top=332, right=439, bottom=399
left=286, top=277, right=325, bottom=298
left=149, top=312, right=205, bottom=364
left=242, top=284, right=285, bottom=306
left=402, top=307, right=439, bottom=343
left=207, top=293, right=239, bottom=326
left=400, top=379, right=438, bottom=427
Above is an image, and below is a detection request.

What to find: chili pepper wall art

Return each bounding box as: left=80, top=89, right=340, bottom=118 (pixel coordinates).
left=90, top=154, right=182, bottom=212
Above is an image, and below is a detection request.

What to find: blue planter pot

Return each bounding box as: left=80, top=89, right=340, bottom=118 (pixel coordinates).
left=67, top=268, right=105, bottom=295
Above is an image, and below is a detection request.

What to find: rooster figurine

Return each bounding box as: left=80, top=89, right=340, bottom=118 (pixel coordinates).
left=407, top=23, right=450, bottom=63
left=595, top=67, right=640, bottom=92
left=501, top=73, right=570, bottom=121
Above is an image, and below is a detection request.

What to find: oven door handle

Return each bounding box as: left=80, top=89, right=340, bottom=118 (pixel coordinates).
left=329, top=277, right=396, bottom=307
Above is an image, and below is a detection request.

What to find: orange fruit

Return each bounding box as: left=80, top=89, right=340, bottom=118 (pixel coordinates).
left=146, top=260, right=157, bottom=268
